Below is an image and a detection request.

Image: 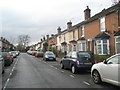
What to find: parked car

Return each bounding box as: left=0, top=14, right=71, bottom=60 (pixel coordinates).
left=32, top=51, right=37, bottom=56
left=27, top=50, right=32, bottom=55
left=35, top=51, right=44, bottom=57
left=0, top=52, right=5, bottom=74
left=2, top=52, right=13, bottom=66
left=91, top=53, right=120, bottom=87
left=43, top=51, right=56, bottom=61
left=9, top=51, right=17, bottom=58
left=60, top=51, right=95, bottom=74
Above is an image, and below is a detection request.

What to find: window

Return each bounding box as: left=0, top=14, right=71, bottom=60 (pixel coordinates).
left=100, top=17, right=105, bottom=32
left=64, top=34, right=66, bottom=41
left=81, top=25, right=84, bottom=37
left=79, top=41, right=86, bottom=51
left=72, top=52, right=77, bottom=58
left=73, top=31, right=75, bottom=39
left=72, top=44, right=77, bottom=51
left=115, top=36, right=120, bottom=53
left=66, top=52, right=72, bottom=58
left=97, top=40, right=109, bottom=55
left=107, top=55, right=120, bottom=64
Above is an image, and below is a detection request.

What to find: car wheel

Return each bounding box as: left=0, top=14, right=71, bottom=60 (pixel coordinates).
left=60, top=62, right=64, bottom=69
left=2, top=70, right=5, bottom=74
left=92, top=70, right=101, bottom=84
left=71, top=65, right=77, bottom=74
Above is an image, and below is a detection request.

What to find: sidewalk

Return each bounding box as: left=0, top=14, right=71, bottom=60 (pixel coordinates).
left=56, top=58, right=62, bottom=63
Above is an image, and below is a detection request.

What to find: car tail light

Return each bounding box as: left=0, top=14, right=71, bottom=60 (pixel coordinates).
left=77, top=61, right=80, bottom=65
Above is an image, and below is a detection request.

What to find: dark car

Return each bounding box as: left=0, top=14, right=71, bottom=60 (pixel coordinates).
left=60, top=51, right=95, bottom=74
left=43, top=51, right=56, bottom=61
left=0, top=52, right=5, bottom=74
left=2, top=52, right=13, bottom=66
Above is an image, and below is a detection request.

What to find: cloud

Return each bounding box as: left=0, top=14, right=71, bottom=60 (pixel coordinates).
left=1, top=0, right=112, bottom=45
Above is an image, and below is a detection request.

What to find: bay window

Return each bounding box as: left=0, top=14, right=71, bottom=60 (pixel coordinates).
left=97, top=40, right=109, bottom=55
left=115, top=36, right=120, bottom=53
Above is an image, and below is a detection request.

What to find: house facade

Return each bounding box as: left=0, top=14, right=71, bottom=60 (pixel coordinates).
left=34, top=2, right=120, bottom=56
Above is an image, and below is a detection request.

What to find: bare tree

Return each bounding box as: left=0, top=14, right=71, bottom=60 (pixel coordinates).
left=17, top=34, right=30, bottom=51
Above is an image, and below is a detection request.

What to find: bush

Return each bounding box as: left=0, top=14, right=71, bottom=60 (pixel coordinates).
left=94, top=54, right=111, bottom=63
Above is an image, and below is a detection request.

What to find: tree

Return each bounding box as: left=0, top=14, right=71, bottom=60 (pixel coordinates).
left=43, top=42, right=48, bottom=52
left=17, top=34, right=30, bottom=51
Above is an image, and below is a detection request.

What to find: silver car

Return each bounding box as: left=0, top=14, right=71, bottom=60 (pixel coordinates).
left=43, top=51, right=56, bottom=61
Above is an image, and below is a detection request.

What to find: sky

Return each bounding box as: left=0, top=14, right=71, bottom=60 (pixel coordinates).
left=0, top=0, right=116, bottom=45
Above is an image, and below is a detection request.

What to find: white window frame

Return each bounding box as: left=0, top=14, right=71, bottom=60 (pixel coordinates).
left=115, top=36, right=120, bottom=54
left=78, top=40, right=86, bottom=51
left=81, top=25, right=84, bottom=37
left=72, top=44, right=77, bottom=51
left=100, top=17, right=106, bottom=32
left=97, top=40, right=109, bottom=55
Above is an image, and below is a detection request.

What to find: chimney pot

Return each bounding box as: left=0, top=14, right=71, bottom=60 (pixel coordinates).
left=67, top=21, right=72, bottom=29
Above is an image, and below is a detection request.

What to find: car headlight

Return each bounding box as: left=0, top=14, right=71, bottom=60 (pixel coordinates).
left=45, top=55, right=48, bottom=58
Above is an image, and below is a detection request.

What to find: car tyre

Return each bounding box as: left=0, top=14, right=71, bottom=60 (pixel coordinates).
left=60, top=62, right=64, bottom=69
left=92, top=70, right=101, bottom=84
left=71, top=65, right=77, bottom=74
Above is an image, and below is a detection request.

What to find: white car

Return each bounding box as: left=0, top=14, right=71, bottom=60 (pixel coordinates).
left=91, top=53, right=120, bottom=87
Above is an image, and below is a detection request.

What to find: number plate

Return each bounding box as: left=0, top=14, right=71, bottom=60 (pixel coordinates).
left=84, top=62, right=92, bottom=65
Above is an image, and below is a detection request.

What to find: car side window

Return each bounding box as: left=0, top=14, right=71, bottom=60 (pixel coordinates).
left=66, top=52, right=72, bottom=58
left=71, top=52, right=77, bottom=58
left=107, top=55, right=120, bottom=64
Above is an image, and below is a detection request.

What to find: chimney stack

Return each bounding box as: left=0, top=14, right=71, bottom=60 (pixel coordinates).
left=67, top=21, right=72, bottom=29
left=57, top=26, right=61, bottom=34
left=84, top=6, right=91, bottom=20
left=46, top=35, right=49, bottom=40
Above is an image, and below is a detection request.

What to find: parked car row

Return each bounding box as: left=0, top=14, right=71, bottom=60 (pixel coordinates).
left=27, top=50, right=120, bottom=87
left=27, top=50, right=56, bottom=61
left=60, top=51, right=120, bottom=87
left=0, top=51, right=20, bottom=74
left=27, top=50, right=44, bottom=57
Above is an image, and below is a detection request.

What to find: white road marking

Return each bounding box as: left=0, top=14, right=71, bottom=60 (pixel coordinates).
left=83, top=81, right=90, bottom=86
left=61, top=71, right=64, bottom=73
left=70, top=75, right=75, bottom=78
left=3, top=78, right=10, bottom=90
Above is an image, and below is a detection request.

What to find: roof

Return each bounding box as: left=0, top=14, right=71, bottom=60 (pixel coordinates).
left=62, top=2, right=120, bottom=33
left=61, top=42, right=67, bottom=45
left=95, top=32, right=110, bottom=39
left=114, top=30, right=120, bottom=36
left=77, top=37, right=86, bottom=41
left=69, top=40, right=77, bottom=43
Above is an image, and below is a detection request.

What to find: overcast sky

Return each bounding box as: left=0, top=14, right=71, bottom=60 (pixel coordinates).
left=1, top=0, right=115, bottom=45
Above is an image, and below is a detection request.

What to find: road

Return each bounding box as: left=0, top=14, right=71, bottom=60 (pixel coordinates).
left=2, top=53, right=119, bottom=89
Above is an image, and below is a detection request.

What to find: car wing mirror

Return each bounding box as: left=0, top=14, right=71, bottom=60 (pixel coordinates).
left=103, top=60, right=107, bottom=64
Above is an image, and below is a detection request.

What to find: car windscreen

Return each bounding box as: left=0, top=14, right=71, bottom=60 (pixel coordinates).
left=46, top=52, right=54, bottom=55
left=78, top=52, right=91, bottom=59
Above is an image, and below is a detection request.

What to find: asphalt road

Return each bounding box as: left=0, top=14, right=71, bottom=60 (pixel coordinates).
left=2, top=53, right=119, bottom=89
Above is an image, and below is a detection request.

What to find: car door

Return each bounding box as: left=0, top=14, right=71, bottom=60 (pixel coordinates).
left=100, top=55, right=120, bottom=85
left=63, top=52, right=72, bottom=68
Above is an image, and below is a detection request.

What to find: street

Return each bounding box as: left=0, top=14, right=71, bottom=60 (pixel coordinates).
left=2, top=53, right=119, bottom=89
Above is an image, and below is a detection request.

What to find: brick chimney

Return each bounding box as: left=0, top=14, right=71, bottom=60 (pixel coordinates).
left=84, top=6, right=91, bottom=20
left=46, top=35, right=49, bottom=40
left=67, top=21, right=72, bottom=29
left=57, top=26, right=61, bottom=34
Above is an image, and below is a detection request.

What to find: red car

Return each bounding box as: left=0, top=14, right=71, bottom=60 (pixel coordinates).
left=32, top=51, right=37, bottom=56
left=35, top=51, right=44, bottom=57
